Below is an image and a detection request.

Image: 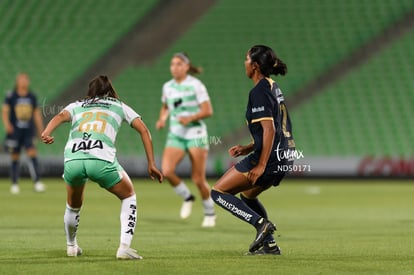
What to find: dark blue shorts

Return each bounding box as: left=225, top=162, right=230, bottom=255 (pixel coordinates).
left=235, top=154, right=293, bottom=187
left=4, top=128, right=35, bottom=154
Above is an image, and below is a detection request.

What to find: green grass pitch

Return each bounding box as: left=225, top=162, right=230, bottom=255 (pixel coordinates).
left=0, top=178, right=413, bottom=274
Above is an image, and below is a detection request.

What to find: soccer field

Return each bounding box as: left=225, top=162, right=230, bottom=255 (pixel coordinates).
left=0, top=178, right=413, bottom=275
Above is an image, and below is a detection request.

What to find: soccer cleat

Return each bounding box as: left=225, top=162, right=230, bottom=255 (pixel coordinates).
left=247, top=242, right=281, bottom=255
left=10, top=184, right=20, bottom=195
left=67, top=245, right=82, bottom=257
left=201, top=215, right=216, bottom=228
left=34, top=181, right=46, bottom=193
left=180, top=196, right=195, bottom=219
left=116, top=247, right=143, bottom=260
left=249, top=219, right=276, bottom=253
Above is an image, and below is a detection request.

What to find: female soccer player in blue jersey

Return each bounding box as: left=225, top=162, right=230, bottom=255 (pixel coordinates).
left=211, top=45, right=295, bottom=255
left=2, top=73, right=46, bottom=194
left=41, top=75, right=163, bottom=260
left=156, top=53, right=216, bottom=227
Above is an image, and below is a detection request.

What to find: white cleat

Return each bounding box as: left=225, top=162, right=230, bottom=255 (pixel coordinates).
left=202, top=215, right=216, bottom=228
left=116, top=247, right=143, bottom=260
left=180, top=200, right=194, bottom=219
left=67, top=245, right=83, bottom=257
left=10, top=185, right=20, bottom=195
left=34, top=181, right=46, bottom=193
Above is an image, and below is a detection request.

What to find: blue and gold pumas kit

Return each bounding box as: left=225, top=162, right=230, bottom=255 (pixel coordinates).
left=235, top=78, right=295, bottom=187
left=4, top=90, right=38, bottom=153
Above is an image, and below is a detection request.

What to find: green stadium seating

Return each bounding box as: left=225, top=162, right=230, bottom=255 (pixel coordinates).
left=1, top=0, right=413, bottom=157
left=0, top=0, right=158, bottom=154
left=113, top=0, right=414, bottom=155
left=291, top=29, right=414, bottom=156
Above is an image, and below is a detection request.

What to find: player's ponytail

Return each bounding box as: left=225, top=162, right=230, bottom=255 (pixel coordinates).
left=272, top=57, right=288, bottom=76
left=87, top=75, right=120, bottom=100
left=248, top=45, right=288, bottom=77
left=174, top=52, right=203, bottom=75
left=188, top=64, right=203, bottom=75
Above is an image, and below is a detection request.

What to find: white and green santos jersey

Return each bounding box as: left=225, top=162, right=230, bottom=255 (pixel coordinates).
left=162, top=75, right=210, bottom=139
left=63, top=97, right=140, bottom=163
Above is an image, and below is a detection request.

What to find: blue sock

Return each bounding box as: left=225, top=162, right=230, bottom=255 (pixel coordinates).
left=11, top=160, right=19, bottom=184
left=29, top=157, right=40, bottom=182
left=211, top=189, right=261, bottom=227
left=241, top=194, right=275, bottom=244
left=240, top=194, right=268, bottom=217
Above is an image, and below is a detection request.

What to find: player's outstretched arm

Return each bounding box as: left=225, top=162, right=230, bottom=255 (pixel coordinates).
left=33, top=107, right=45, bottom=137
left=131, top=118, right=163, bottom=183
left=41, top=110, right=71, bottom=144
left=228, top=143, right=254, bottom=158
left=155, top=103, right=169, bottom=130
left=2, top=104, right=13, bottom=134
left=178, top=101, right=213, bottom=126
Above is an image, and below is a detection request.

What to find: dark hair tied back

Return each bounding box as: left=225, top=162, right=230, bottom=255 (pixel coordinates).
left=86, top=75, right=119, bottom=100
left=248, top=45, right=287, bottom=77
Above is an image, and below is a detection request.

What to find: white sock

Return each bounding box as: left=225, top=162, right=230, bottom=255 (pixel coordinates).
left=173, top=182, right=192, bottom=200
left=64, top=204, right=81, bottom=246
left=202, top=197, right=215, bottom=216
left=120, top=194, right=137, bottom=249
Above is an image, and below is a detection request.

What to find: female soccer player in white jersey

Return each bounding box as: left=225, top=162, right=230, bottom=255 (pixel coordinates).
left=41, top=75, right=163, bottom=260
left=156, top=53, right=216, bottom=227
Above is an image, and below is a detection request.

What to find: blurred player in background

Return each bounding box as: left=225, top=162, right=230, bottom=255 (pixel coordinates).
left=41, top=75, right=163, bottom=260
left=211, top=45, right=295, bottom=255
left=2, top=73, right=46, bottom=194
left=156, top=53, right=216, bottom=227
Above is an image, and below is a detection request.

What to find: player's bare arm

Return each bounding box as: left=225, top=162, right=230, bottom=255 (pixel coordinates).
left=41, top=110, right=71, bottom=144
left=178, top=100, right=213, bottom=126
left=131, top=117, right=163, bottom=183
left=2, top=103, right=13, bottom=134
left=247, top=120, right=275, bottom=184
left=229, top=143, right=254, bottom=158
left=155, top=103, right=169, bottom=129
left=33, top=107, right=44, bottom=137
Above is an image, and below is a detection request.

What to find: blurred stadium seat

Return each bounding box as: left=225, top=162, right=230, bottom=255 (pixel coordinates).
left=0, top=0, right=413, bottom=159
left=113, top=0, right=414, bottom=155
left=0, top=0, right=158, bottom=154
left=0, top=0, right=157, bottom=100
left=291, top=28, right=414, bottom=156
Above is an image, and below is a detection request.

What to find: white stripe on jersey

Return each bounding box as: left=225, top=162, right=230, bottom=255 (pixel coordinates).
left=65, top=137, right=116, bottom=162
left=162, top=75, right=209, bottom=139
left=63, top=98, right=140, bottom=163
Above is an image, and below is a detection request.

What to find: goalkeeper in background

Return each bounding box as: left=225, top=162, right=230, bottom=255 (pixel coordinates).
left=2, top=73, right=46, bottom=194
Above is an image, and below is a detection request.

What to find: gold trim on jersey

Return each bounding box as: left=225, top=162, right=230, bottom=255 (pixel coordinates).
left=265, top=77, right=275, bottom=86
left=280, top=103, right=291, bottom=138
left=251, top=117, right=274, bottom=123
left=212, top=186, right=231, bottom=195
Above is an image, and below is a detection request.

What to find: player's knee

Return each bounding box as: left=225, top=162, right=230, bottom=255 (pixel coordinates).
left=210, top=188, right=223, bottom=203
left=162, top=167, right=175, bottom=180
left=11, top=153, right=20, bottom=161
left=191, top=174, right=204, bottom=186
left=26, top=149, right=37, bottom=157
